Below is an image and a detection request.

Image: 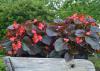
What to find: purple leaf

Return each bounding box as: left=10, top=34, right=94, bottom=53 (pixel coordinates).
left=64, top=53, right=73, bottom=62
left=86, top=18, right=96, bottom=22
left=54, top=38, right=64, bottom=51
left=74, top=20, right=82, bottom=24
left=68, top=24, right=75, bottom=30
left=7, top=25, right=14, bottom=30
left=85, top=36, right=100, bottom=50
left=75, top=29, right=85, bottom=37
left=42, top=35, right=52, bottom=45
left=90, top=26, right=100, bottom=32
left=46, top=27, right=58, bottom=36
left=53, top=19, right=64, bottom=23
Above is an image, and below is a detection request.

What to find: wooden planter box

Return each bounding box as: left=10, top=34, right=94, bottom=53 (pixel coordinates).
left=4, top=56, right=95, bottom=71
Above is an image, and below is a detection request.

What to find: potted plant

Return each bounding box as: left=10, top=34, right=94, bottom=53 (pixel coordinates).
left=0, top=13, right=100, bottom=61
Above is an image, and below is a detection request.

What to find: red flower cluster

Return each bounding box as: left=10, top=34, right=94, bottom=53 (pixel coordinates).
left=32, top=29, right=42, bottom=44
left=75, top=37, right=83, bottom=44
left=33, top=19, right=45, bottom=30
left=69, top=13, right=96, bottom=26
left=7, top=21, right=26, bottom=53
left=66, top=14, right=98, bottom=45
left=7, top=21, right=25, bottom=41
left=12, top=40, right=22, bottom=51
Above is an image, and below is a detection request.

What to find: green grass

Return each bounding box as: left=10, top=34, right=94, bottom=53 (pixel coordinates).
left=0, top=58, right=6, bottom=71
left=89, top=57, right=100, bottom=71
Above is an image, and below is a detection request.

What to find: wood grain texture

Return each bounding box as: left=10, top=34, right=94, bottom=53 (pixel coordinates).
left=4, top=57, right=95, bottom=71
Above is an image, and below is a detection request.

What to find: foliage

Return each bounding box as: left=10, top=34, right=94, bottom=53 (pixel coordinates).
left=0, top=14, right=100, bottom=61
left=55, top=0, right=100, bottom=22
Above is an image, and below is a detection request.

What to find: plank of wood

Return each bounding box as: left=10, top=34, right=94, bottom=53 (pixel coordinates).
left=4, top=57, right=95, bottom=71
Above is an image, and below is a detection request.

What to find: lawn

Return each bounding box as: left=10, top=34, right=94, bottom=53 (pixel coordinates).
left=89, top=57, right=100, bottom=71
left=0, top=58, right=6, bottom=71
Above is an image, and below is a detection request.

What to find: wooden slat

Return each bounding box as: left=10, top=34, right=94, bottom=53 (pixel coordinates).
left=4, top=57, right=14, bottom=71
left=4, top=57, right=95, bottom=71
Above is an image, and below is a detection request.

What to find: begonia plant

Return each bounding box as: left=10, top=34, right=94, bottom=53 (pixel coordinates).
left=1, top=14, right=100, bottom=60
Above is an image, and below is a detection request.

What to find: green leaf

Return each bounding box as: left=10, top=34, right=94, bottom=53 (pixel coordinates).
left=54, top=38, right=64, bottom=51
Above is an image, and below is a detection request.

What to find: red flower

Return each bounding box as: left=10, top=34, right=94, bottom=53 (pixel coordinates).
left=75, top=37, right=83, bottom=44
left=70, top=13, right=78, bottom=20
left=33, top=19, right=38, bottom=24
left=13, top=21, right=19, bottom=29
left=32, top=29, right=36, bottom=34
left=91, top=23, right=96, bottom=26
left=32, top=34, right=39, bottom=44
left=79, top=16, right=85, bottom=22
left=9, top=36, right=16, bottom=41
left=38, top=35, right=43, bottom=41
left=38, top=23, right=45, bottom=30
left=32, top=33, right=42, bottom=44
left=18, top=26, right=25, bottom=36
left=12, top=40, right=22, bottom=51
left=84, top=21, right=89, bottom=25
left=86, top=31, right=91, bottom=36
left=64, top=38, right=69, bottom=42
